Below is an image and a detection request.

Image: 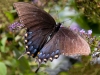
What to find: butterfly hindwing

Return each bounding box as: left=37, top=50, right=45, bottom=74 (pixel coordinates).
left=37, top=27, right=90, bottom=62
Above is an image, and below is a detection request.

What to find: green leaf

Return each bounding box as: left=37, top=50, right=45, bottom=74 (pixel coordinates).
left=0, top=37, right=7, bottom=52
left=14, top=50, right=31, bottom=73
left=4, top=11, right=14, bottom=22
left=0, top=62, right=7, bottom=75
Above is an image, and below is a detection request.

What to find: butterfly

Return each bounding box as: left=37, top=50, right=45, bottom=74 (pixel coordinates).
left=13, top=2, right=90, bottom=72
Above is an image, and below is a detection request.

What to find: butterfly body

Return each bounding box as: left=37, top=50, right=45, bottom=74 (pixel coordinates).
left=13, top=2, right=90, bottom=72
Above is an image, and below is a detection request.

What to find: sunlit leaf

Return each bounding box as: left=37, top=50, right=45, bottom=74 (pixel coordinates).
left=0, top=62, right=7, bottom=75
left=4, top=11, right=14, bottom=22
left=0, top=37, right=7, bottom=52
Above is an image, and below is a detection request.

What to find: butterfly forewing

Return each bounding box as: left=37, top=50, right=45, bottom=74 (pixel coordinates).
left=13, top=2, right=56, bottom=28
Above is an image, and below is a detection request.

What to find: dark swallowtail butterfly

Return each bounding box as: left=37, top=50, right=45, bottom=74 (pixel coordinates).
left=13, top=2, right=90, bottom=72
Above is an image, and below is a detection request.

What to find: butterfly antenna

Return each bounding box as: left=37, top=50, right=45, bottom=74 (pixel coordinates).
left=18, top=51, right=26, bottom=60
left=60, top=18, right=72, bottom=26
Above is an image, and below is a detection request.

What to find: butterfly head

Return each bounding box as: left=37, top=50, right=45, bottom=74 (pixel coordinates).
left=55, top=23, right=61, bottom=31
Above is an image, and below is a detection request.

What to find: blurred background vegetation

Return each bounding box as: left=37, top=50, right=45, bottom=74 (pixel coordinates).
left=0, top=0, right=100, bottom=75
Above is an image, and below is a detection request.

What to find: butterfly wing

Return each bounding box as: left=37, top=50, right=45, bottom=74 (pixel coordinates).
left=37, top=27, right=90, bottom=62
left=13, top=2, right=56, bottom=57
